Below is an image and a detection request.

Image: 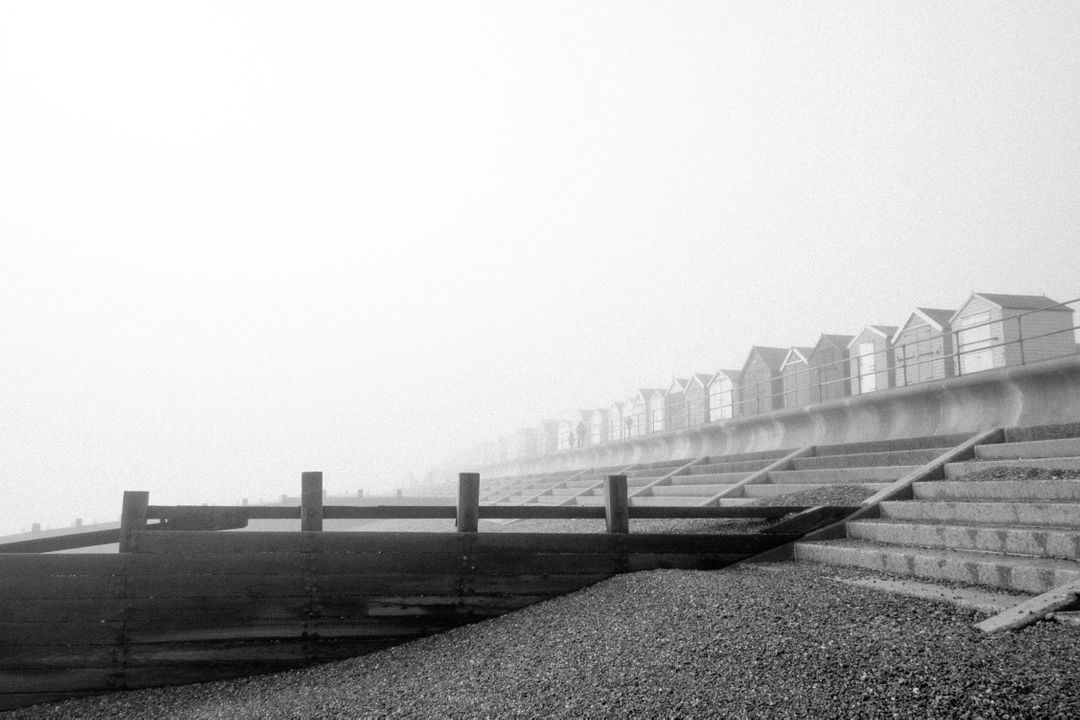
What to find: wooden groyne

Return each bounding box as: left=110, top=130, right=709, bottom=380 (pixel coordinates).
left=0, top=473, right=850, bottom=711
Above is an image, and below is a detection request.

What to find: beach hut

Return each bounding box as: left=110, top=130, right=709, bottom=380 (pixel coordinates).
left=780, top=346, right=815, bottom=409
left=706, top=370, right=741, bottom=421
left=557, top=419, right=574, bottom=450
left=808, top=334, right=853, bottom=402
left=892, top=308, right=956, bottom=387
left=950, top=293, right=1075, bottom=374
left=665, top=377, right=690, bottom=430
left=738, top=347, right=788, bottom=415
left=624, top=393, right=649, bottom=437
left=683, top=373, right=713, bottom=426
left=848, top=326, right=898, bottom=395
left=606, top=401, right=627, bottom=441
left=644, top=389, right=666, bottom=433
left=539, top=420, right=561, bottom=454
left=587, top=408, right=608, bottom=445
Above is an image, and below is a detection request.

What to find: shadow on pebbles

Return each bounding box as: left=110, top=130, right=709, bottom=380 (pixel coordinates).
left=8, top=562, right=1080, bottom=719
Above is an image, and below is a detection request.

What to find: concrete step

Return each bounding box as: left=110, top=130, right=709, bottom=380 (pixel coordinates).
left=945, top=457, right=1080, bottom=478
left=684, top=459, right=775, bottom=475
left=976, top=437, right=1080, bottom=460
left=743, top=482, right=890, bottom=498
left=665, top=471, right=753, bottom=485
left=913, top=479, right=1080, bottom=503
left=629, top=496, right=703, bottom=507
left=649, top=484, right=733, bottom=497
left=624, top=465, right=686, bottom=478
left=812, top=433, right=970, bottom=457
left=545, top=487, right=581, bottom=496
left=715, top=497, right=760, bottom=507
left=564, top=478, right=601, bottom=488
left=878, top=500, right=1080, bottom=527
left=533, top=495, right=570, bottom=505
left=768, top=466, right=919, bottom=484
left=795, top=539, right=1080, bottom=594
left=700, top=449, right=791, bottom=465
left=794, top=448, right=945, bottom=470
left=575, top=496, right=604, bottom=506
left=847, top=519, right=1080, bottom=559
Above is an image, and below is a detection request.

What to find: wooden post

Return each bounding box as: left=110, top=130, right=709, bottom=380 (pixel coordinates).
left=605, top=475, right=629, bottom=534
left=119, top=491, right=149, bottom=552
left=457, top=472, right=480, bottom=533
left=301, top=472, right=323, bottom=532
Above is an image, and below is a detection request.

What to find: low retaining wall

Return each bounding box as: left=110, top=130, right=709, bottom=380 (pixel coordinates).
left=480, top=354, right=1080, bottom=478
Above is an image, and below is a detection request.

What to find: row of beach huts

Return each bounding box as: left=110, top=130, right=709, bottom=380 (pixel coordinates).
left=478, top=291, right=1078, bottom=464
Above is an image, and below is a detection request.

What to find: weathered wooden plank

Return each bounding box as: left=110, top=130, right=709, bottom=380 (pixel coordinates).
left=0, top=646, right=116, bottom=669
left=0, top=553, right=125, bottom=576
left=125, top=574, right=310, bottom=598
left=128, top=531, right=469, bottom=555
left=123, top=619, right=440, bottom=644
left=0, top=622, right=123, bottom=647
left=0, top=597, right=125, bottom=624
left=459, top=573, right=613, bottom=595
left=0, top=668, right=121, bottom=693
left=124, top=639, right=315, bottom=665
left=0, top=574, right=123, bottom=600
left=0, top=528, right=122, bottom=554
left=467, top=532, right=798, bottom=555
left=122, top=552, right=311, bottom=576
left=123, top=596, right=311, bottom=625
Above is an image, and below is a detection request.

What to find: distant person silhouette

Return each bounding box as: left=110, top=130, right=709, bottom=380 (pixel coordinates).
left=576, top=421, right=588, bottom=447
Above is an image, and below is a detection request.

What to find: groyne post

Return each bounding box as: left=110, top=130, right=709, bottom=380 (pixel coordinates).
left=457, top=472, right=480, bottom=532
left=301, top=472, right=323, bottom=532
left=119, top=490, right=149, bottom=552
left=605, top=475, right=629, bottom=534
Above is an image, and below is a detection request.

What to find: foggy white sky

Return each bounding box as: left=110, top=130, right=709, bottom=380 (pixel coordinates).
left=2, top=1, right=1078, bottom=534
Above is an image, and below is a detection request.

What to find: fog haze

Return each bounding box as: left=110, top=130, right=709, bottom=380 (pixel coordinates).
left=2, top=1, right=1079, bottom=534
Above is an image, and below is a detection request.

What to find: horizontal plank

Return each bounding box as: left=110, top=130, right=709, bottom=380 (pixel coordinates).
left=128, top=531, right=470, bottom=555
left=123, top=620, right=441, bottom=644
left=0, top=597, right=125, bottom=624
left=128, top=530, right=800, bottom=556
left=0, top=553, right=126, bottom=576
left=141, top=504, right=815, bottom=522
left=0, top=646, right=117, bottom=670
left=0, top=668, right=121, bottom=693
left=0, top=574, right=122, bottom=600
left=0, top=622, right=123, bottom=647
left=124, top=638, right=397, bottom=666
left=126, top=574, right=310, bottom=598
left=0, top=528, right=122, bottom=553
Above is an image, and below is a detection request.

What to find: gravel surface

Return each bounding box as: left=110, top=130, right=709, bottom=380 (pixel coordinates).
left=8, top=562, right=1080, bottom=720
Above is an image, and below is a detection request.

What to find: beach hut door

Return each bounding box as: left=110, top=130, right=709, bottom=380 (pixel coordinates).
left=957, top=311, right=995, bottom=373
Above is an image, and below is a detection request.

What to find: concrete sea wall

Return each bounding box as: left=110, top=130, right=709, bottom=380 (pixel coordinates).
left=479, top=354, right=1080, bottom=478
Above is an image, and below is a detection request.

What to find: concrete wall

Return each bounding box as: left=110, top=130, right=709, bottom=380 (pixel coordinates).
left=472, top=354, right=1080, bottom=479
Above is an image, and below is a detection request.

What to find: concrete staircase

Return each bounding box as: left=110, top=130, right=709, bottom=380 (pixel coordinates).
left=796, top=424, right=1080, bottom=596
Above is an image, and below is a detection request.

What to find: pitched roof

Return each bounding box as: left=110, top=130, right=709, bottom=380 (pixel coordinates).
left=891, top=307, right=956, bottom=343
left=706, top=369, right=742, bottom=386
left=666, top=377, right=689, bottom=395
left=742, top=346, right=788, bottom=374
left=847, top=325, right=898, bottom=348
left=780, top=346, right=815, bottom=370
left=949, top=293, right=1070, bottom=324
left=816, top=333, right=855, bottom=349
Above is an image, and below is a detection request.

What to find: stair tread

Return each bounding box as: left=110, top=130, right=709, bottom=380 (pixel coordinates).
left=799, top=538, right=1080, bottom=571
